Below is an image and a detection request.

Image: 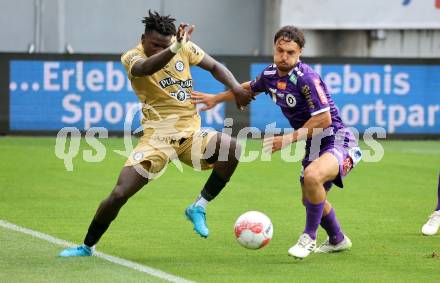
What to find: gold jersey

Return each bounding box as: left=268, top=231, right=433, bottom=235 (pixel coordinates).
left=121, top=40, right=205, bottom=139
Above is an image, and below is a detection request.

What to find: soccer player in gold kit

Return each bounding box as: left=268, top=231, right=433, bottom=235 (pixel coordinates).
left=59, top=10, right=252, bottom=257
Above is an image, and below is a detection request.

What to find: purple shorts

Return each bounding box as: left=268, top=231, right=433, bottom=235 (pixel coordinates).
left=300, top=130, right=362, bottom=190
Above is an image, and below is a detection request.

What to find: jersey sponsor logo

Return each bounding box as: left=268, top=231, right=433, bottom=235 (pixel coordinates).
left=175, top=61, right=184, bottom=72
left=264, top=70, right=276, bottom=75
left=300, top=85, right=315, bottom=110
left=170, top=89, right=191, bottom=102
left=285, top=93, right=296, bottom=107
left=294, top=66, right=304, bottom=77
left=159, top=77, right=193, bottom=89
left=342, top=156, right=353, bottom=176
left=277, top=81, right=287, bottom=90
left=289, top=73, right=297, bottom=85
left=190, top=45, right=202, bottom=56
left=313, top=79, right=328, bottom=104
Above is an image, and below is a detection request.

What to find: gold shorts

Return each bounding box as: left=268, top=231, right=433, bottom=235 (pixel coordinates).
left=124, top=130, right=218, bottom=176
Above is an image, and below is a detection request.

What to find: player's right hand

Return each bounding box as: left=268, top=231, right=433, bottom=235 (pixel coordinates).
left=232, top=86, right=254, bottom=110
left=191, top=91, right=217, bottom=111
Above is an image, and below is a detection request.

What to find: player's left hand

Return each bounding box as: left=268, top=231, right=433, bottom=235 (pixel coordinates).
left=191, top=90, right=218, bottom=111
left=176, top=23, right=195, bottom=43
left=263, top=135, right=291, bottom=153
left=170, top=23, right=195, bottom=53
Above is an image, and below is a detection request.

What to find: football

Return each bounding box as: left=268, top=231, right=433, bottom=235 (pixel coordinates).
left=234, top=211, right=273, bottom=250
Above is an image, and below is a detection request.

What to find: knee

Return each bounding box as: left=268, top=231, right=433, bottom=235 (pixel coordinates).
left=108, top=187, right=129, bottom=206
left=303, top=167, right=323, bottom=189
left=213, top=134, right=241, bottom=163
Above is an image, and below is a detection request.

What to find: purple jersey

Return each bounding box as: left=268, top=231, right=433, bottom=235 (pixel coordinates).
left=250, top=61, right=356, bottom=151
left=250, top=61, right=362, bottom=189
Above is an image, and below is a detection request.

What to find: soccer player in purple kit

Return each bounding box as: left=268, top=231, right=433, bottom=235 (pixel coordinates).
left=192, top=26, right=362, bottom=259
left=421, top=174, right=440, bottom=235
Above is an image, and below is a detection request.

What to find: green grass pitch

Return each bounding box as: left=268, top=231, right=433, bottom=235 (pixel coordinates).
left=0, top=136, right=439, bottom=282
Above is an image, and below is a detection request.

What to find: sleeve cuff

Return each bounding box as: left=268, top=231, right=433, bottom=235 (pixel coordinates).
left=311, top=107, right=330, bottom=116
left=128, top=56, right=144, bottom=78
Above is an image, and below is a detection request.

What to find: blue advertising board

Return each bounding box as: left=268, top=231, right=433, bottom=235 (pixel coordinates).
left=250, top=63, right=440, bottom=134
left=9, top=60, right=225, bottom=131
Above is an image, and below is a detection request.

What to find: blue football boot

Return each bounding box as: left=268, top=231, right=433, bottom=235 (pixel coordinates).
left=59, top=245, right=93, bottom=257
left=185, top=205, right=209, bottom=238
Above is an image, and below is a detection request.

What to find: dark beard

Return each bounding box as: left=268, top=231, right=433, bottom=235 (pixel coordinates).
left=277, top=65, right=293, bottom=72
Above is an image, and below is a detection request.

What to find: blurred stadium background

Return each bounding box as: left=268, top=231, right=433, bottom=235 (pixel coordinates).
left=1, top=1, right=439, bottom=282
left=1, top=0, right=439, bottom=135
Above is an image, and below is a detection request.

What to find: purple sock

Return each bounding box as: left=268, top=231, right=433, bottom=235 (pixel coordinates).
left=303, top=200, right=325, bottom=240
left=435, top=174, right=440, bottom=211
left=321, top=208, right=345, bottom=245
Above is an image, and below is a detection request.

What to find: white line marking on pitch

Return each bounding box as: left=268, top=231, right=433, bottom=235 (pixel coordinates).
left=0, top=219, right=196, bottom=283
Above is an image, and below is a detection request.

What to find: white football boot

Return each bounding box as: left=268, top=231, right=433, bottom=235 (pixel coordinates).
left=288, top=233, right=316, bottom=259
left=314, top=235, right=352, bottom=253
left=422, top=210, right=440, bottom=236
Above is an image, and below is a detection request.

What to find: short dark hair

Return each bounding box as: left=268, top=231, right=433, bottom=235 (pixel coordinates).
left=274, top=26, right=305, bottom=48
left=142, top=10, right=176, bottom=36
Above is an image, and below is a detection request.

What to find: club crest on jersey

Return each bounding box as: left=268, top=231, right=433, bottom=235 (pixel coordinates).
left=175, top=60, right=184, bottom=72
left=277, top=81, right=287, bottom=90
left=285, top=94, right=296, bottom=107
left=170, top=90, right=190, bottom=102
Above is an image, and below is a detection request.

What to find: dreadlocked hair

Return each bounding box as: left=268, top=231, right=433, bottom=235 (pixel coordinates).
left=142, top=10, right=176, bottom=36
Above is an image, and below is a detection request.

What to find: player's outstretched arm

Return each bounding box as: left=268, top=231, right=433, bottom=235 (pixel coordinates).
left=197, top=55, right=254, bottom=109
left=264, top=111, right=332, bottom=153
left=132, top=23, right=194, bottom=77
left=191, top=82, right=255, bottom=111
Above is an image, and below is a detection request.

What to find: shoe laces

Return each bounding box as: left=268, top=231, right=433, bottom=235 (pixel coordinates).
left=427, top=211, right=440, bottom=226
left=79, top=245, right=91, bottom=253
left=318, top=238, right=330, bottom=248
left=297, top=234, right=314, bottom=249
left=191, top=206, right=206, bottom=220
